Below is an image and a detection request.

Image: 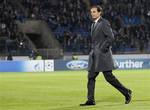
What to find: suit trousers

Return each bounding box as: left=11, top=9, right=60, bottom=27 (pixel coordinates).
left=87, top=70, right=129, bottom=101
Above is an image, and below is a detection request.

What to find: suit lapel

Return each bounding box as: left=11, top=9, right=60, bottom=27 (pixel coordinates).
left=91, top=18, right=102, bottom=36
left=91, top=23, right=98, bottom=34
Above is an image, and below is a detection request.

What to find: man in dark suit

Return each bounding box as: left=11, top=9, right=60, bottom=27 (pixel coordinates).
left=80, top=5, right=132, bottom=106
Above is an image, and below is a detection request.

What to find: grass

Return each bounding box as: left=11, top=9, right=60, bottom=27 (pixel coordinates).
left=0, top=70, right=150, bottom=110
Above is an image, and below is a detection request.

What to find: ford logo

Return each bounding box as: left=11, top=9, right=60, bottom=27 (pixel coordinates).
left=66, top=60, right=88, bottom=70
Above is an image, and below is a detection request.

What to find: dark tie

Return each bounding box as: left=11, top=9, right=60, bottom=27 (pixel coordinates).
left=92, top=22, right=96, bottom=29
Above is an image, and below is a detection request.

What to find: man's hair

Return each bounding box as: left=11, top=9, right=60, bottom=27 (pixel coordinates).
left=90, top=5, right=103, bottom=15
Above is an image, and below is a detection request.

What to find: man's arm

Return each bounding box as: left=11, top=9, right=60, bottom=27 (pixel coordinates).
left=100, top=20, right=114, bottom=52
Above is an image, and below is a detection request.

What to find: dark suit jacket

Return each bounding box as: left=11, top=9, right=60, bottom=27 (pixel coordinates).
left=88, top=18, right=118, bottom=72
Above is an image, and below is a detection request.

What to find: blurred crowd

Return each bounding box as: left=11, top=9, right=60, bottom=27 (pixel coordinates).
left=0, top=0, right=150, bottom=54
left=20, top=0, right=91, bottom=53
left=0, top=0, right=29, bottom=55
left=101, top=0, right=150, bottom=53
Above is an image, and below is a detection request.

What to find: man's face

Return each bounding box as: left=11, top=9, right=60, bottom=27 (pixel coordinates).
left=90, top=7, right=101, bottom=20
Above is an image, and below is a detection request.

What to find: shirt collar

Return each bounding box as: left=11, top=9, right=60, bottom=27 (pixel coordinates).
left=94, top=16, right=101, bottom=23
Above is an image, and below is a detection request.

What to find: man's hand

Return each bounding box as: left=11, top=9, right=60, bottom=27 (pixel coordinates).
left=101, top=47, right=109, bottom=53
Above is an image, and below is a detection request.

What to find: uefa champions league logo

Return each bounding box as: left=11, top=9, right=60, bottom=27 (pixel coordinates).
left=45, top=60, right=54, bottom=71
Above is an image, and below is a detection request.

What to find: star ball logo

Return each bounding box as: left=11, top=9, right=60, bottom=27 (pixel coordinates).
left=45, top=60, right=54, bottom=71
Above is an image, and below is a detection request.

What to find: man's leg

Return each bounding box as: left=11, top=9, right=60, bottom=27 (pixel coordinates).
left=102, top=70, right=132, bottom=104
left=87, top=71, right=99, bottom=101
left=80, top=71, right=99, bottom=106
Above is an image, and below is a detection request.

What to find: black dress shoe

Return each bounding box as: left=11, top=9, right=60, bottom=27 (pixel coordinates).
left=80, top=100, right=95, bottom=106
left=125, top=90, right=132, bottom=104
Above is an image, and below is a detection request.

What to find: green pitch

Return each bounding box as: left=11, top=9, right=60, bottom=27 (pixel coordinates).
left=0, top=70, right=150, bottom=110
